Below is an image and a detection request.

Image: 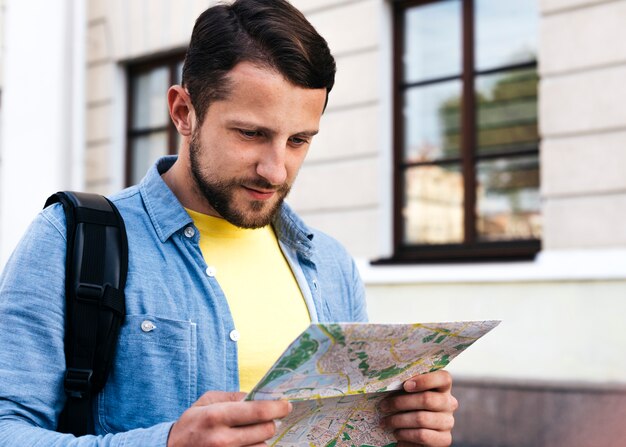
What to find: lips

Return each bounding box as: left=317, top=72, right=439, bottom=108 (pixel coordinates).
left=243, top=186, right=277, bottom=201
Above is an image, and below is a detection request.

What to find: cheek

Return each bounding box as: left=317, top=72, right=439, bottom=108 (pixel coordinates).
left=285, top=151, right=308, bottom=181
left=206, top=142, right=249, bottom=171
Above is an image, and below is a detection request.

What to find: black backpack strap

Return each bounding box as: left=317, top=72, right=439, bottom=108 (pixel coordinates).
left=45, top=191, right=127, bottom=436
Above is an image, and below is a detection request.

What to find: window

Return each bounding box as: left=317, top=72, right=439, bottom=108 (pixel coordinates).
left=390, top=0, right=540, bottom=262
left=126, top=54, right=185, bottom=185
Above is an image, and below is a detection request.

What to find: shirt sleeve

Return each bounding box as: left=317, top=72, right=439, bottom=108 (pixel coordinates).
left=0, top=421, right=174, bottom=446
left=0, top=206, right=173, bottom=447
left=348, top=256, right=369, bottom=323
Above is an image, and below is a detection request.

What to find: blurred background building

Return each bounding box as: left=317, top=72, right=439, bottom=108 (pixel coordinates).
left=0, top=0, right=625, bottom=445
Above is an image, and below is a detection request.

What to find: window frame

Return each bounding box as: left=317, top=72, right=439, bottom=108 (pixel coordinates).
left=125, top=52, right=186, bottom=186
left=384, top=0, right=541, bottom=264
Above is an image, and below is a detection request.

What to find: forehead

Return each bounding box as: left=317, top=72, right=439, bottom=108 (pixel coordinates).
left=205, top=62, right=326, bottom=132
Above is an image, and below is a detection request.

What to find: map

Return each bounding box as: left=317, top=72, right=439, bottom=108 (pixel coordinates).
left=246, top=320, right=500, bottom=447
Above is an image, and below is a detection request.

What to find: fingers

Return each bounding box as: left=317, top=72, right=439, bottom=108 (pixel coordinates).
left=378, top=371, right=458, bottom=447
left=381, top=390, right=458, bottom=413
left=168, top=398, right=292, bottom=447
left=192, top=391, right=292, bottom=425
left=394, top=427, right=453, bottom=447
left=228, top=419, right=279, bottom=446
left=169, top=411, right=283, bottom=447
left=380, top=395, right=456, bottom=443
left=383, top=409, right=454, bottom=431
left=205, top=399, right=292, bottom=427
left=193, top=390, right=248, bottom=406
left=381, top=371, right=457, bottom=414
left=404, top=370, right=453, bottom=393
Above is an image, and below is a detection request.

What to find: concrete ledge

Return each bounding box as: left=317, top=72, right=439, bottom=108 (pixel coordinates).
left=357, top=249, right=626, bottom=284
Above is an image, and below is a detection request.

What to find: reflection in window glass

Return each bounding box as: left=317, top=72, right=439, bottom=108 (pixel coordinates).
left=476, top=68, right=539, bottom=154
left=394, top=0, right=539, bottom=259
left=476, top=156, right=541, bottom=241
left=403, top=165, right=464, bottom=244
left=404, top=80, right=462, bottom=162
left=404, top=0, right=462, bottom=83
left=131, top=67, right=169, bottom=129
left=475, top=0, right=538, bottom=71
left=127, top=54, right=185, bottom=186
left=130, top=132, right=169, bottom=185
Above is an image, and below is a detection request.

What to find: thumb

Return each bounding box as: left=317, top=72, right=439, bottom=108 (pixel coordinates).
left=193, top=390, right=247, bottom=407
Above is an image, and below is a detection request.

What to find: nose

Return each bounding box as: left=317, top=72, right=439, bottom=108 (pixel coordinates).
left=256, top=141, right=288, bottom=186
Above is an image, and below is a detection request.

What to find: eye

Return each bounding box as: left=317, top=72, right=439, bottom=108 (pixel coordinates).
left=238, top=129, right=260, bottom=139
left=289, top=136, right=310, bottom=147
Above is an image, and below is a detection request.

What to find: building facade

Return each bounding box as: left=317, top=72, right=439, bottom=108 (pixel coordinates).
left=1, top=0, right=625, bottom=445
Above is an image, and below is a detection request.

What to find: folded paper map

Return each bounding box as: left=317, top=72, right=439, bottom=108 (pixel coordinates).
left=246, top=320, right=500, bottom=447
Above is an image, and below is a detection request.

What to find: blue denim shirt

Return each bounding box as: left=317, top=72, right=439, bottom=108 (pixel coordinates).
left=0, top=156, right=367, bottom=446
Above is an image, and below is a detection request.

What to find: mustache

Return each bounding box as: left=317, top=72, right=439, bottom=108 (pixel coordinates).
left=242, top=177, right=290, bottom=193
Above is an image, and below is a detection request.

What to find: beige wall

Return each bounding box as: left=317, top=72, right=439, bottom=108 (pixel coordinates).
left=0, top=0, right=6, bottom=231
left=367, top=278, right=626, bottom=384
left=0, top=0, right=5, bottom=88
left=287, top=0, right=385, bottom=259
left=86, top=0, right=214, bottom=192
left=539, top=0, right=626, bottom=250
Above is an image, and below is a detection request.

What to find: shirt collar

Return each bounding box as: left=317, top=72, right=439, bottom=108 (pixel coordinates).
left=139, top=156, right=193, bottom=243
left=272, top=202, right=315, bottom=259
left=139, top=155, right=315, bottom=257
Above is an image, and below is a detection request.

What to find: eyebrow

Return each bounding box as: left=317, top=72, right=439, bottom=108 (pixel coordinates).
left=227, top=120, right=319, bottom=137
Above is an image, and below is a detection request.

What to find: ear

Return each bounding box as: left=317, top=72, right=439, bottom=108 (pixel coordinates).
left=168, top=85, right=195, bottom=137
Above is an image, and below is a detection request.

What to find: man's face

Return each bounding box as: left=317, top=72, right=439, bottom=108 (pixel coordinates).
left=188, top=62, right=326, bottom=228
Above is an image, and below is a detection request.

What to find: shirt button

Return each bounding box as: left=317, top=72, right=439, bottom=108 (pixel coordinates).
left=141, top=320, right=156, bottom=332
left=184, top=226, right=195, bottom=238
left=206, top=266, right=217, bottom=277
left=229, top=330, right=240, bottom=342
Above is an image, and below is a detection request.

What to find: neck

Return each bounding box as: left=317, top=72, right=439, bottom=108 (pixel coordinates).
left=161, top=158, right=220, bottom=217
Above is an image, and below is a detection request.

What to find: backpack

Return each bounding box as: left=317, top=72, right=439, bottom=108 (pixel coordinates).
left=44, top=192, right=128, bottom=436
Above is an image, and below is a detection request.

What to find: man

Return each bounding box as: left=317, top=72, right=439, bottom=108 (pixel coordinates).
left=0, top=1, right=457, bottom=446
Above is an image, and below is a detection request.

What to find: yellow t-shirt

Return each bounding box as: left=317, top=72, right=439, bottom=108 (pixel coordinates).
left=187, top=209, right=310, bottom=392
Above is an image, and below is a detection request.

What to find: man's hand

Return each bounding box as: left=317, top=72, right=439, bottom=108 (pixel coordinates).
left=379, top=370, right=458, bottom=447
left=167, top=391, right=292, bottom=447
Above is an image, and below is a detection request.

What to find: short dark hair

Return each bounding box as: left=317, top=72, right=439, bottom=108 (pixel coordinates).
left=182, top=0, right=336, bottom=123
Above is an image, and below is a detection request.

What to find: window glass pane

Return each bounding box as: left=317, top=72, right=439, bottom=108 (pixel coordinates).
left=403, top=0, right=462, bottom=83
left=476, top=155, right=541, bottom=241
left=403, top=164, right=464, bottom=245
left=404, top=80, right=462, bottom=163
left=130, top=132, right=169, bottom=185
left=476, top=68, right=538, bottom=155
left=131, top=67, right=169, bottom=129
left=475, top=0, right=538, bottom=71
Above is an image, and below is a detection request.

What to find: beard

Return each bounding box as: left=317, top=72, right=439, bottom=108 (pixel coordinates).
left=188, top=132, right=291, bottom=229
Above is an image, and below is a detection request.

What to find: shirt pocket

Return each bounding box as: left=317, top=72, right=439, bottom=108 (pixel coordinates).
left=96, top=314, right=197, bottom=434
